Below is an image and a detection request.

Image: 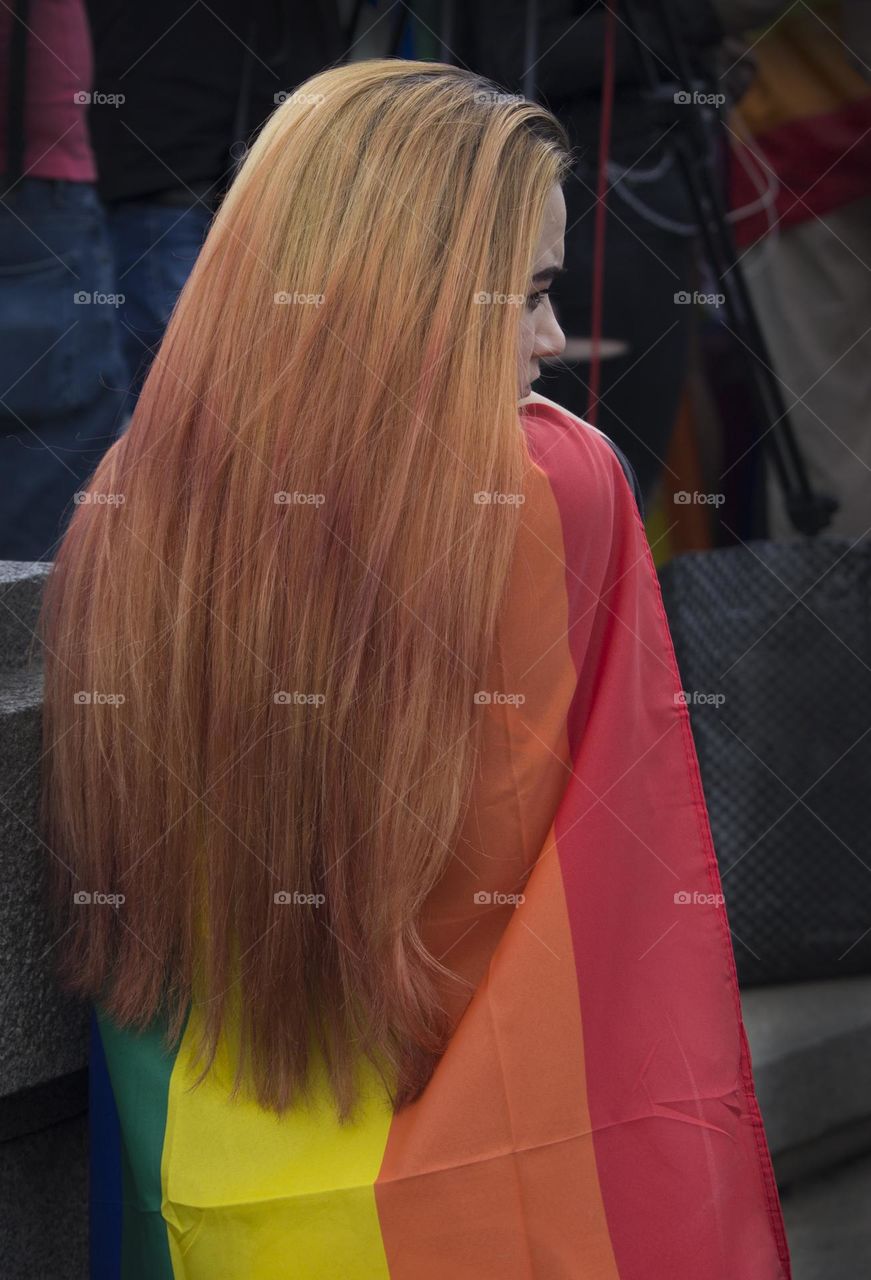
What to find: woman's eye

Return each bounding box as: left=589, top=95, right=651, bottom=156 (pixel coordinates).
left=526, top=289, right=549, bottom=312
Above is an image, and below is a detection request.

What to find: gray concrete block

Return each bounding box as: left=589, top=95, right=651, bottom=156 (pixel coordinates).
left=0, top=1070, right=87, bottom=1144
left=780, top=1150, right=871, bottom=1280
left=0, top=562, right=88, bottom=1098
left=0, top=1110, right=87, bottom=1279
left=742, top=975, right=871, bottom=1184
left=0, top=561, right=51, bottom=673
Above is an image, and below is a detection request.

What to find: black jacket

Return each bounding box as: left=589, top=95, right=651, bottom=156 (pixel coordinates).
left=85, top=0, right=345, bottom=201
left=453, top=0, right=724, bottom=155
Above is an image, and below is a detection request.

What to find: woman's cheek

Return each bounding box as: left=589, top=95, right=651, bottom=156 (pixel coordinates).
left=518, top=313, right=533, bottom=369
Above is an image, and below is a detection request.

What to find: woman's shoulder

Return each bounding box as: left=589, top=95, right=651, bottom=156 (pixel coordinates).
left=518, top=391, right=645, bottom=521
left=518, top=390, right=606, bottom=435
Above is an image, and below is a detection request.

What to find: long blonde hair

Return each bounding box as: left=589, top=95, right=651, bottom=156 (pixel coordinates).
left=40, top=59, right=571, bottom=1116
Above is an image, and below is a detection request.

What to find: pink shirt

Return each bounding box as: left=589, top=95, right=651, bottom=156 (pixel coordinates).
left=0, top=0, right=96, bottom=182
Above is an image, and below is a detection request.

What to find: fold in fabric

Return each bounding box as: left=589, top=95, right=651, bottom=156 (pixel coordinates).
left=90, top=395, right=792, bottom=1279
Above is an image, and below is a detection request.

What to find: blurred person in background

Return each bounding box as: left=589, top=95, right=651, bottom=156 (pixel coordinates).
left=455, top=0, right=727, bottom=504
left=0, top=0, right=126, bottom=562
left=84, top=0, right=345, bottom=413
left=725, top=0, right=871, bottom=541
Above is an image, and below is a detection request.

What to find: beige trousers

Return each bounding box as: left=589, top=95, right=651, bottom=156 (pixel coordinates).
left=742, top=195, right=871, bottom=542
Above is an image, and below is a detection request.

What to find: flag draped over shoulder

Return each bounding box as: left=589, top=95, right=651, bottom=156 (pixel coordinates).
left=90, top=396, right=792, bottom=1279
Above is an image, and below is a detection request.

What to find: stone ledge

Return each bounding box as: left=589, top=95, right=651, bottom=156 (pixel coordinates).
left=0, top=561, right=88, bottom=1098
left=0, top=561, right=51, bottom=673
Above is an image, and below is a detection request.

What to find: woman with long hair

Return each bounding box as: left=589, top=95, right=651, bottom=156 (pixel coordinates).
left=40, top=59, right=791, bottom=1280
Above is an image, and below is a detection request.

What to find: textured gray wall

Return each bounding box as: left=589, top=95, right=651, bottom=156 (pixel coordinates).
left=0, top=561, right=88, bottom=1278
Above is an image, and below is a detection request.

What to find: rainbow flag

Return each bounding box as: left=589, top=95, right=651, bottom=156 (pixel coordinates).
left=729, top=0, right=871, bottom=246
left=90, top=396, right=792, bottom=1278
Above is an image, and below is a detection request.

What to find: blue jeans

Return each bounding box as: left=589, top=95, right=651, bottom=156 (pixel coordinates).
left=0, top=179, right=127, bottom=561
left=104, top=200, right=212, bottom=414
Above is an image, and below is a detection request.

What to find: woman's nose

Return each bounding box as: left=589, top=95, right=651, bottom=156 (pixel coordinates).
left=534, top=309, right=566, bottom=362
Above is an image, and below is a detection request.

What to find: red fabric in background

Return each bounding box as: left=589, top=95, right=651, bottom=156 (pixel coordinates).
left=0, top=0, right=96, bottom=181
left=730, top=96, right=871, bottom=247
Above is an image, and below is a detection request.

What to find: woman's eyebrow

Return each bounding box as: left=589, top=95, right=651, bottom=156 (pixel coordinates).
left=532, top=264, right=567, bottom=284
